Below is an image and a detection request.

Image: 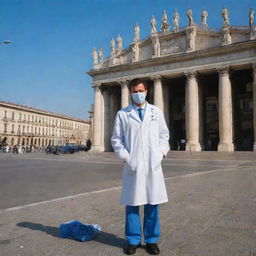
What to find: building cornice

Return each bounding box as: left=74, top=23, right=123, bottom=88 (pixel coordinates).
left=87, top=39, right=256, bottom=77
left=0, top=101, right=90, bottom=124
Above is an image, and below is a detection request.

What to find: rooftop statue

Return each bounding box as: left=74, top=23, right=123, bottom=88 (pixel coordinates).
left=151, top=16, right=157, bottom=34
left=249, top=8, right=255, bottom=40
left=201, top=8, right=208, bottom=26
left=221, top=7, right=229, bottom=26
left=110, top=38, right=115, bottom=56
left=134, top=23, right=140, bottom=42
left=173, top=9, right=179, bottom=32
left=117, top=35, right=123, bottom=52
left=249, top=8, right=254, bottom=29
left=92, top=47, right=98, bottom=65
left=187, top=8, right=194, bottom=26
left=98, top=48, right=104, bottom=64
left=161, top=10, right=170, bottom=32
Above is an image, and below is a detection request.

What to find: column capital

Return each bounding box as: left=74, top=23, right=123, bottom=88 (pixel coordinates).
left=217, top=65, right=230, bottom=75
left=150, top=74, right=162, bottom=83
left=102, top=89, right=110, bottom=95
left=92, top=82, right=101, bottom=90
left=252, top=62, right=256, bottom=71
left=185, top=70, right=197, bottom=79
left=119, top=80, right=129, bottom=88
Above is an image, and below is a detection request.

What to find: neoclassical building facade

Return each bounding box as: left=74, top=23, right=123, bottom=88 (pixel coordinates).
left=88, top=8, right=256, bottom=152
left=0, top=101, right=91, bottom=147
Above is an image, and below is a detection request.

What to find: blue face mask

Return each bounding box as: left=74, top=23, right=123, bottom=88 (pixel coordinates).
left=131, top=92, right=146, bottom=104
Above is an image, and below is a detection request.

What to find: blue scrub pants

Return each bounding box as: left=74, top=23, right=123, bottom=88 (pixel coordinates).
left=125, top=204, right=160, bottom=245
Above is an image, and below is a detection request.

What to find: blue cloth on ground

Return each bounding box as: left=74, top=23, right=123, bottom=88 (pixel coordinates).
left=59, top=220, right=101, bottom=242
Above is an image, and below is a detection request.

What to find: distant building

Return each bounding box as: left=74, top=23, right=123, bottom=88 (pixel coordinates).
left=0, top=101, right=91, bottom=147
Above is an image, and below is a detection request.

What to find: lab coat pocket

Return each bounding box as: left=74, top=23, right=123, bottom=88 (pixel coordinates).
left=151, top=148, right=163, bottom=172
left=125, top=155, right=137, bottom=173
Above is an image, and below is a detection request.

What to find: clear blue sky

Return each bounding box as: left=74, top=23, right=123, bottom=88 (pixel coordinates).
left=0, top=0, right=255, bottom=120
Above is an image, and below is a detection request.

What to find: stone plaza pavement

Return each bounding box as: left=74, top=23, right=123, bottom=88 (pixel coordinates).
left=0, top=152, right=256, bottom=256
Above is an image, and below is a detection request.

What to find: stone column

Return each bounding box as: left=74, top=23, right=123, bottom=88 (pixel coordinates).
left=120, top=80, right=130, bottom=108
left=253, top=63, right=256, bottom=151
left=217, top=66, right=234, bottom=151
left=101, top=90, right=104, bottom=146
left=163, top=84, right=170, bottom=128
left=102, top=89, right=111, bottom=151
left=91, top=83, right=104, bottom=151
left=151, top=75, right=164, bottom=112
left=185, top=71, right=201, bottom=151
left=198, top=81, right=204, bottom=150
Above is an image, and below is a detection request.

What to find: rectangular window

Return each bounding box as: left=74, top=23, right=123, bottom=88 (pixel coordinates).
left=12, top=124, right=14, bottom=133
left=4, top=123, right=7, bottom=133
left=4, top=110, right=7, bottom=118
left=12, top=112, right=15, bottom=120
left=19, top=113, right=22, bottom=121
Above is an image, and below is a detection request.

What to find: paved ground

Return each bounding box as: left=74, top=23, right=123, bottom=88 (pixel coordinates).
left=0, top=151, right=255, bottom=255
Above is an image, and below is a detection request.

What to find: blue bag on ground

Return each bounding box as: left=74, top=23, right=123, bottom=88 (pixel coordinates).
left=59, top=220, right=101, bottom=242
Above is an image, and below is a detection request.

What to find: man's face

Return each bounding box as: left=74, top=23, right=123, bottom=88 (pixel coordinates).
left=130, top=83, right=148, bottom=95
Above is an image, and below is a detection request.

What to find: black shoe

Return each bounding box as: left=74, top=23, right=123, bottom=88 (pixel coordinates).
left=145, top=243, right=160, bottom=255
left=124, top=243, right=141, bottom=255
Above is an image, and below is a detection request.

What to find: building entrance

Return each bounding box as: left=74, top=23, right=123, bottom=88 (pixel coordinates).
left=232, top=69, right=253, bottom=151
left=168, top=77, right=186, bottom=150
left=200, top=74, right=219, bottom=151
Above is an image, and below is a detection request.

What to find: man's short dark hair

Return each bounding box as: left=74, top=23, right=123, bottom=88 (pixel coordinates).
left=128, top=78, right=148, bottom=91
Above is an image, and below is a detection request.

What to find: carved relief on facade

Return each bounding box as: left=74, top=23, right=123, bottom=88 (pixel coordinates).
left=186, top=25, right=197, bottom=52
left=151, top=34, right=161, bottom=58
left=221, top=26, right=232, bottom=46
left=160, top=37, right=183, bottom=56
left=131, top=42, right=139, bottom=62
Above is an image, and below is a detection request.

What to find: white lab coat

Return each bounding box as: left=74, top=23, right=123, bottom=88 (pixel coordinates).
left=111, top=102, right=170, bottom=206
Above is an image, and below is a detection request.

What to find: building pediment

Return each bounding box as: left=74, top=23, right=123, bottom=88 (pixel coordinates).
left=91, top=26, right=254, bottom=72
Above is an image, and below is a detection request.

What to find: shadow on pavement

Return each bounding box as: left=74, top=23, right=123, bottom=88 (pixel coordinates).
left=17, top=222, right=59, bottom=238
left=16, top=221, right=126, bottom=249
left=94, top=231, right=126, bottom=249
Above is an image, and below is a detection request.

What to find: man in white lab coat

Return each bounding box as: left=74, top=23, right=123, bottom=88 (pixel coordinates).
left=111, top=78, right=170, bottom=255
